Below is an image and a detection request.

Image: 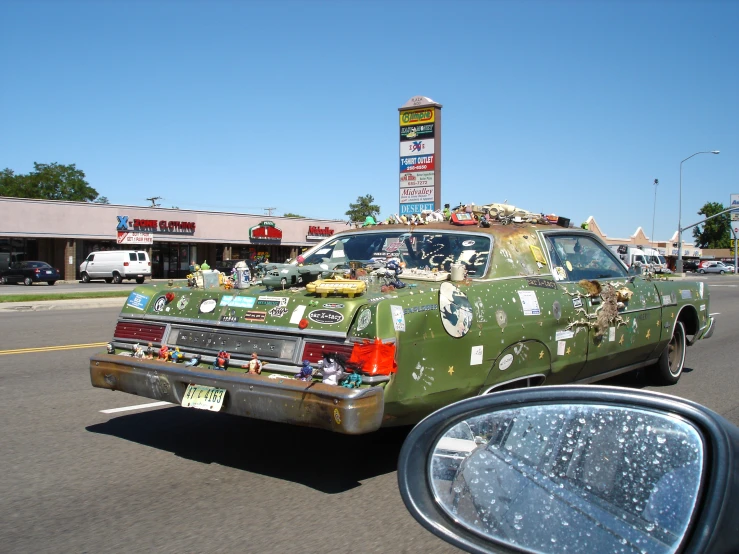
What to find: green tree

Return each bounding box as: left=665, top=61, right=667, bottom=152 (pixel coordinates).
left=345, top=194, right=380, bottom=223
left=94, top=196, right=110, bottom=204
left=283, top=212, right=305, bottom=218
left=692, top=201, right=731, bottom=248
left=0, top=162, right=99, bottom=201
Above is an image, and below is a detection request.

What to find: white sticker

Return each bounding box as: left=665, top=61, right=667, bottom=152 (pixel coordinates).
left=315, top=248, right=330, bottom=255
left=557, top=341, right=566, bottom=356
left=700, top=304, right=706, bottom=311
left=699, top=282, right=704, bottom=299
left=573, top=297, right=583, bottom=309
left=199, top=299, right=216, bottom=313
left=680, top=290, right=692, bottom=299
left=498, top=352, right=513, bottom=370
left=332, top=249, right=345, bottom=258
left=462, top=240, right=476, bottom=247
left=356, top=308, right=372, bottom=331
left=280, top=269, right=289, bottom=274
left=289, top=304, right=306, bottom=324
left=390, top=305, right=406, bottom=332
left=609, top=326, right=616, bottom=342
left=554, top=267, right=567, bottom=281
left=470, top=346, right=484, bottom=366
left=555, top=329, right=574, bottom=341
left=517, top=290, right=541, bottom=316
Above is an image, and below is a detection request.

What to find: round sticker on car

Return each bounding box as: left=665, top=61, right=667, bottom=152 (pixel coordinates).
left=439, top=281, right=473, bottom=338
left=308, top=309, right=344, bottom=325
left=199, top=299, right=217, bottom=313
left=177, top=296, right=189, bottom=310
left=153, top=296, right=167, bottom=312
left=356, top=308, right=372, bottom=331
left=499, top=353, right=514, bottom=371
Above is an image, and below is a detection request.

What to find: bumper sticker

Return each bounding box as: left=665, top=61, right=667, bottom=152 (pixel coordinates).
left=126, top=292, right=150, bottom=310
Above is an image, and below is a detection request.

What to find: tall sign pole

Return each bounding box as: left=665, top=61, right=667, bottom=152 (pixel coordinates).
left=398, top=96, right=442, bottom=216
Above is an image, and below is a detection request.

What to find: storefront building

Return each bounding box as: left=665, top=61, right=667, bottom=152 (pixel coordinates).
left=0, top=197, right=344, bottom=280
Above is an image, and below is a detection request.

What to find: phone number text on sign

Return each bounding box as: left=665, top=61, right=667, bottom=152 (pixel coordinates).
left=400, top=154, right=435, bottom=173
left=399, top=171, right=434, bottom=189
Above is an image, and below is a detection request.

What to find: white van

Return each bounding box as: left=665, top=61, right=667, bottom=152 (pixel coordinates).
left=79, top=250, right=151, bottom=284
left=641, top=247, right=671, bottom=274
left=609, top=245, right=648, bottom=270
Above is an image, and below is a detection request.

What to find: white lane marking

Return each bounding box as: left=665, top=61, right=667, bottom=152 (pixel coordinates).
left=708, top=285, right=737, bottom=287
left=100, top=401, right=172, bottom=414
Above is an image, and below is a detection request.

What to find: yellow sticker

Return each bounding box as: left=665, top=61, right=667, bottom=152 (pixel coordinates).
left=530, top=245, right=547, bottom=265
left=333, top=408, right=341, bottom=425
left=566, top=261, right=573, bottom=271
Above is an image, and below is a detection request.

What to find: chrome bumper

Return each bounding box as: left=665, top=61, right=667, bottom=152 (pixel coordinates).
left=700, top=316, right=716, bottom=340
left=90, top=354, right=385, bottom=434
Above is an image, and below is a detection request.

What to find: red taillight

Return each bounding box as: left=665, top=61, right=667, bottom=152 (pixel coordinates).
left=124, top=261, right=129, bottom=266
left=148, top=262, right=151, bottom=266
left=113, top=322, right=166, bottom=342
left=35, top=269, right=40, bottom=274
left=302, top=342, right=355, bottom=364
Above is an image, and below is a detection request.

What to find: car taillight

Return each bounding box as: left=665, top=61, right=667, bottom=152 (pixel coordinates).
left=302, top=342, right=355, bottom=364
left=34, top=269, right=40, bottom=274
left=124, top=261, right=129, bottom=266
left=148, top=262, right=151, bottom=266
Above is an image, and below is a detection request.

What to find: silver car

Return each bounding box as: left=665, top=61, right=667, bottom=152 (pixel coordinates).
left=698, top=261, right=733, bottom=274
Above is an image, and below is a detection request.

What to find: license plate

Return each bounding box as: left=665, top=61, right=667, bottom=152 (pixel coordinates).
left=46, top=270, right=52, bottom=274
left=182, top=384, right=226, bottom=411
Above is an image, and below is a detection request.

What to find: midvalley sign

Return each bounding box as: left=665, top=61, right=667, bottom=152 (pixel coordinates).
left=116, top=215, right=196, bottom=234
left=306, top=225, right=335, bottom=241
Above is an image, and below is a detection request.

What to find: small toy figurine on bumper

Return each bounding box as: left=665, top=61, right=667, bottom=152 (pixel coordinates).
left=158, top=345, right=170, bottom=361
left=212, top=350, right=230, bottom=371
left=242, top=351, right=262, bottom=374
left=341, top=369, right=363, bottom=388
left=295, top=360, right=314, bottom=381
left=321, top=352, right=345, bottom=385
left=170, top=347, right=184, bottom=363
left=133, top=343, right=145, bottom=359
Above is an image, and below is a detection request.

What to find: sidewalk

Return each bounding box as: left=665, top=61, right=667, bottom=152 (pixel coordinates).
left=0, top=296, right=127, bottom=312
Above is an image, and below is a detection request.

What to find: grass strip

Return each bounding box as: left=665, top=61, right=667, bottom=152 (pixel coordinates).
left=0, top=291, right=131, bottom=303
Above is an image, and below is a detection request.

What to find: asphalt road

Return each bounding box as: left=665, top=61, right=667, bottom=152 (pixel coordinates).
left=1, top=278, right=737, bottom=553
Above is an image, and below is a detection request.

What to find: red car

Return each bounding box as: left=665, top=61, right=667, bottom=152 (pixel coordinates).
left=0, top=261, right=61, bottom=285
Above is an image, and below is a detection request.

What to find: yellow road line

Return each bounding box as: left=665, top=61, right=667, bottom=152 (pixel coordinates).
left=0, top=342, right=108, bottom=356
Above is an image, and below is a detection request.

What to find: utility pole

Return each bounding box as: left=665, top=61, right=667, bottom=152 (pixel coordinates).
left=651, top=179, right=658, bottom=248
left=264, top=207, right=276, bottom=216
left=146, top=196, right=162, bottom=208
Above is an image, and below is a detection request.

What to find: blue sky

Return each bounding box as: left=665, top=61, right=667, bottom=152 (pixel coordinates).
left=2, top=0, right=737, bottom=242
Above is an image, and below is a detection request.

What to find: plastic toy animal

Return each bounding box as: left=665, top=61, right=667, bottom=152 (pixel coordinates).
left=158, top=345, right=170, bottom=361
left=295, top=360, right=314, bottom=381
left=341, top=371, right=362, bottom=388
left=321, top=352, right=345, bottom=385
left=133, top=343, right=145, bottom=358
left=185, top=354, right=201, bottom=367
left=170, top=347, right=184, bottom=363
left=212, top=350, right=230, bottom=371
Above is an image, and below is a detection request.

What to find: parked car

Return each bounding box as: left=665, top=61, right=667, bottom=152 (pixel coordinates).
left=0, top=261, right=61, bottom=285
left=90, top=208, right=714, bottom=434
left=698, top=261, right=731, bottom=274
left=681, top=260, right=700, bottom=272
left=79, top=250, right=151, bottom=284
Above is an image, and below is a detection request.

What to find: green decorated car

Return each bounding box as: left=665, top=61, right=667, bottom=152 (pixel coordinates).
left=91, top=212, right=714, bottom=434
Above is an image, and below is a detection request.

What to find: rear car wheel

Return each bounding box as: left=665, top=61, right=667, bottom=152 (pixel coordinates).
left=24, top=277, right=33, bottom=286
left=81, top=273, right=90, bottom=283
left=0, top=276, right=7, bottom=285
left=48, top=281, right=56, bottom=286
left=698, top=269, right=705, bottom=274
left=112, top=273, right=123, bottom=284
left=653, top=321, right=686, bottom=385
left=720, top=270, right=725, bottom=275
left=136, top=276, right=145, bottom=284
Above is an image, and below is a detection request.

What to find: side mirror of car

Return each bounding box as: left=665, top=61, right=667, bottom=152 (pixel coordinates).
left=397, top=385, right=739, bottom=554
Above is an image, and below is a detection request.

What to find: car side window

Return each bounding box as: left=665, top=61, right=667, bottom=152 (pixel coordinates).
left=129, top=253, right=137, bottom=261
left=137, top=253, right=147, bottom=261
left=546, top=235, right=627, bottom=282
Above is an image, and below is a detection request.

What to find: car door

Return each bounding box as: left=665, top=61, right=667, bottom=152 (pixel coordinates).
left=545, top=234, right=662, bottom=381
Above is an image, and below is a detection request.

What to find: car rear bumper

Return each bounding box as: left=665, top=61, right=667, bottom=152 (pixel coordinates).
left=90, top=353, right=385, bottom=434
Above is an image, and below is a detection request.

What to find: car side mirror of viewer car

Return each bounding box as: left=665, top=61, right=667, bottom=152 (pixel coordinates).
left=397, top=386, right=739, bottom=554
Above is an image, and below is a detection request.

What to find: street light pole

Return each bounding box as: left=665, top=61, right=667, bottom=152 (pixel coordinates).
left=651, top=179, right=658, bottom=249
left=676, top=150, right=720, bottom=273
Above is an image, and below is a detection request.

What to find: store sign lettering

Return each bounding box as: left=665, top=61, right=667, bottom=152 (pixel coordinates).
left=308, top=226, right=334, bottom=236
left=399, top=109, right=435, bottom=125
left=115, top=215, right=196, bottom=234
left=400, top=154, right=435, bottom=173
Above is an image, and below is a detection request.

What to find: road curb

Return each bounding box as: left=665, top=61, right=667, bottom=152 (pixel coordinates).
left=0, top=297, right=127, bottom=312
